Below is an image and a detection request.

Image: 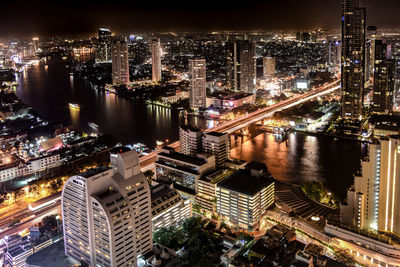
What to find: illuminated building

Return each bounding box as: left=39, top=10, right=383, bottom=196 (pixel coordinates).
left=32, top=37, right=39, bottom=53
left=328, top=40, right=341, bottom=66
left=226, top=40, right=256, bottom=93
left=341, top=0, right=366, bottom=119
left=263, top=56, right=276, bottom=78
left=151, top=183, right=192, bottom=232
left=372, top=40, right=395, bottom=114
left=151, top=38, right=162, bottom=82
left=196, top=168, right=236, bottom=212
left=189, top=58, right=207, bottom=109
left=179, top=125, right=202, bottom=156
left=341, top=136, right=400, bottom=234
left=96, top=28, right=112, bottom=63
left=155, top=146, right=215, bottom=195
left=111, top=39, right=130, bottom=84
left=62, top=150, right=152, bottom=267
left=203, top=132, right=229, bottom=166
left=216, top=162, right=274, bottom=231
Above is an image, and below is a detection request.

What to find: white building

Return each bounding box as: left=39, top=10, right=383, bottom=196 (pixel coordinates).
left=62, top=150, right=152, bottom=267
left=112, top=39, right=130, bottom=84
left=151, top=38, right=162, bottom=82
left=203, top=132, right=229, bottom=166
left=341, top=136, right=400, bottom=234
left=189, top=59, right=207, bottom=109
left=179, top=125, right=203, bottom=156
left=26, top=153, right=61, bottom=174
left=151, top=183, right=192, bottom=232
left=216, top=162, right=274, bottom=231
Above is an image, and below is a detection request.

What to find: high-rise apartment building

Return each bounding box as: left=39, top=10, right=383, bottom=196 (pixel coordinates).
left=341, top=136, right=400, bottom=234
left=189, top=58, right=207, bottom=109
left=203, top=132, right=229, bottom=166
left=61, top=150, right=152, bottom=267
left=96, top=28, right=112, bottom=63
left=151, top=38, right=162, bottom=82
left=179, top=125, right=203, bottom=156
left=341, top=0, right=366, bottom=119
left=112, top=39, right=130, bottom=84
left=263, top=56, right=276, bottom=78
left=226, top=41, right=256, bottom=93
left=372, top=40, right=395, bottom=114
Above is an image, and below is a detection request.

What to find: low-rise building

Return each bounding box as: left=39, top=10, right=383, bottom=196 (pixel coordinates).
left=155, top=146, right=215, bottom=195
left=216, top=162, right=275, bottom=231
left=151, top=183, right=192, bottom=232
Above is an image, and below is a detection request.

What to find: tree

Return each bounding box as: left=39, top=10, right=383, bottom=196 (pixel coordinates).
left=182, top=217, right=202, bottom=236
left=153, top=226, right=185, bottom=250
left=143, top=170, right=155, bottom=184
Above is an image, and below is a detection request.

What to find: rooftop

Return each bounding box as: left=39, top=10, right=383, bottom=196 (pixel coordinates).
left=218, top=169, right=274, bottom=196
left=205, top=131, right=227, bottom=137
left=158, top=150, right=207, bottom=166
left=79, top=166, right=111, bottom=178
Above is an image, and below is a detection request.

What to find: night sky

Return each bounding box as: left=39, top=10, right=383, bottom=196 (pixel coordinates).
left=1, top=0, right=400, bottom=37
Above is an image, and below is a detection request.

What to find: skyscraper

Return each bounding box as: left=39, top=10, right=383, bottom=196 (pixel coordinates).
left=372, top=40, right=395, bottom=114
left=341, top=0, right=366, bottom=119
left=189, top=58, right=207, bottom=109
left=226, top=40, right=256, bottom=93
left=263, top=56, right=276, bottom=78
left=151, top=38, right=162, bottom=82
left=341, top=137, right=400, bottom=234
left=61, top=150, right=153, bottom=267
left=328, top=40, right=341, bottom=66
left=96, top=28, right=112, bottom=62
left=112, top=39, right=130, bottom=85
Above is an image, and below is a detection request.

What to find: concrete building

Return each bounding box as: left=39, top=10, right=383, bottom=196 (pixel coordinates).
left=189, top=58, right=207, bottom=109
left=341, top=0, right=366, bottom=119
left=329, top=40, right=341, bottom=66
left=372, top=40, right=395, bottom=114
left=111, top=39, right=130, bottom=84
left=96, top=28, right=112, bottom=63
left=203, top=132, right=229, bottom=166
left=341, top=136, right=400, bottom=234
left=226, top=41, right=256, bottom=93
left=263, top=56, right=276, bottom=78
left=151, top=38, right=162, bottom=82
left=179, top=125, right=203, bottom=156
left=155, top=146, right=215, bottom=195
left=196, top=168, right=237, bottom=213
left=216, top=162, right=275, bottom=231
left=151, top=183, right=192, bottom=232
left=62, top=150, right=152, bottom=267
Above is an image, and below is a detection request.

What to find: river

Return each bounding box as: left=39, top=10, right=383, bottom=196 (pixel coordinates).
left=15, top=56, right=361, bottom=198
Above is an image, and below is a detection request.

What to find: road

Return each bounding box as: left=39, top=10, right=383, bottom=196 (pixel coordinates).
left=139, top=78, right=341, bottom=169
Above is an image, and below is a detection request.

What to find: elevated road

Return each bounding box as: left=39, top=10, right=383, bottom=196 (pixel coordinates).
left=140, top=78, right=341, bottom=169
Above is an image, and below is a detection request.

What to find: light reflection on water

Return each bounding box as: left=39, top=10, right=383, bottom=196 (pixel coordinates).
left=230, top=132, right=361, bottom=199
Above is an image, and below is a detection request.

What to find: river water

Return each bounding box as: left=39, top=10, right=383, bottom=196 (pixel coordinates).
left=15, top=56, right=361, bottom=198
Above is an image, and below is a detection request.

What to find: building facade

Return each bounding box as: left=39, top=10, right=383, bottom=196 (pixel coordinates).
left=341, top=136, right=400, bottom=234
left=62, top=150, right=152, bottom=267
left=151, top=183, right=192, bottom=232
left=203, top=132, right=229, bottom=166
left=341, top=0, right=366, bottom=119
left=155, top=146, right=215, bottom=194
left=151, top=38, right=162, bottom=82
left=216, top=163, right=274, bottom=231
left=226, top=41, right=256, bottom=93
left=96, top=28, right=112, bottom=63
left=111, top=39, right=130, bottom=85
left=372, top=40, right=395, bottom=114
left=179, top=125, right=203, bottom=156
left=263, top=56, right=276, bottom=78
left=189, top=59, right=207, bottom=109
